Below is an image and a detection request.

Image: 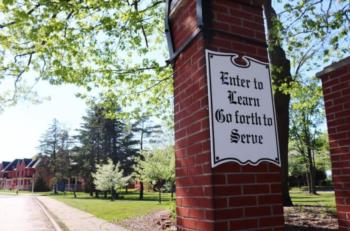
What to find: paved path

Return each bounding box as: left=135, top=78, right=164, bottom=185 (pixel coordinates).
left=36, top=196, right=128, bottom=231
left=0, top=195, right=56, bottom=231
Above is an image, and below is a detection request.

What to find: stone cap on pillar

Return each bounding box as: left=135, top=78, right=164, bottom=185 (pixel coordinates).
left=168, top=0, right=265, bottom=16
left=316, top=56, right=350, bottom=78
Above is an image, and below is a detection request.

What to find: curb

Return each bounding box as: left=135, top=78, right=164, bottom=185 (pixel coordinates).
left=34, top=196, right=69, bottom=231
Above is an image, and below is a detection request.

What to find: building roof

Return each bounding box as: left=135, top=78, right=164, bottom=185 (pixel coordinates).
left=0, top=161, right=10, bottom=171
left=23, top=158, right=32, bottom=166
left=1, top=157, right=41, bottom=171
left=26, top=158, right=40, bottom=168
left=1, top=161, right=10, bottom=166
left=2, top=159, right=21, bottom=171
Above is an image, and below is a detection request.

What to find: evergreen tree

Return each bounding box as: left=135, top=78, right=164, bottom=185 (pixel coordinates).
left=75, top=104, right=139, bottom=195
left=74, top=107, right=105, bottom=196
left=39, top=119, right=72, bottom=194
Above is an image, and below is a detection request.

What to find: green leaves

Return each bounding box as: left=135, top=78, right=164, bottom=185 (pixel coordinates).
left=0, top=0, right=171, bottom=123
left=277, top=0, right=350, bottom=77
left=138, top=146, right=175, bottom=184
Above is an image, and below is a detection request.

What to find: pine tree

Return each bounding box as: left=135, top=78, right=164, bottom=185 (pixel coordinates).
left=39, top=119, right=71, bottom=194
left=75, top=104, right=139, bottom=196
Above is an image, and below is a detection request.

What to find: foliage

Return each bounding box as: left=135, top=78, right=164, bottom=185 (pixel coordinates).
left=133, top=115, right=164, bottom=151
left=139, top=146, right=175, bottom=185
left=74, top=104, right=139, bottom=194
left=289, top=78, right=325, bottom=194
left=138, top=146, right=175, bottom=203
left=132, top=115, right=165, bottom=200
left=34, top=175, right=49, bottom=192
left=38, top=119, right=72, bottom=193
left=276, top=0, right=349, bottom=79
left=92, top=159, right=130, bottom=193
left=0, top=0, right=173, bottom=121
left=289, top=131, right=331, bottom=187
left=314, top=133, right=331, bottom=171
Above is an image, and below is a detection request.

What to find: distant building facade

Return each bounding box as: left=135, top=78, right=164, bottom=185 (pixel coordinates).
left=0, top=158, right=40, bottom=190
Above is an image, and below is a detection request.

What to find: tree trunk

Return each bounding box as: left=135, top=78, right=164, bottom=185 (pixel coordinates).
left=111, top=188, right=117, bottom=201
left=307, top=147, right=317, bottom=194
left=53, top=184, right=57, bottom=194
left=89, top=177, right=94, bottom=197
left=139, top=181, right=144, bottom=200
left=171, top=184, right=175, bottom=200
left=264, top=0, right=293, bottom=206
left=139, top=127, right=145, bottom=201
left=73, top=176, right=77, bottom=198
left=305, top=171, right=310, bottom=192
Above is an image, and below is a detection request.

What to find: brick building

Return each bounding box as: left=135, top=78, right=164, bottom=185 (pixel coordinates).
left=0, top=158, right=40, bottom=190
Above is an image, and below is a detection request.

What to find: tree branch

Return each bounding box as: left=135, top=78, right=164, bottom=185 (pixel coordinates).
left=0, top=3, right=41, bottom=29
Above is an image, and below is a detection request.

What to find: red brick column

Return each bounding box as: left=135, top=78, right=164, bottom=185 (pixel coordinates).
left=169, top=1, right=284, bottom=230
left=318, top=57, right=350, bottom=231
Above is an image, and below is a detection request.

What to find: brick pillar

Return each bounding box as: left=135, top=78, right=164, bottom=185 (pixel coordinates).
left=318, top=57, right=350, bottom=231
left=168, top=1, right=284, bottom=230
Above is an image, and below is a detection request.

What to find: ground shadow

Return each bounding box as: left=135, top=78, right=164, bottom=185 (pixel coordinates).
left=285, top=225, right=337, bottom=231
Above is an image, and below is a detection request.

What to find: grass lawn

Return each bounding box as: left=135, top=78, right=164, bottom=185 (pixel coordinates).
left=49, top=190, right=175, bottom=223
left=289, top=188, right=336, bottom=212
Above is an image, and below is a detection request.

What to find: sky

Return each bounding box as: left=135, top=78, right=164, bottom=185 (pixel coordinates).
left=0, top=82, right=87, bottom=161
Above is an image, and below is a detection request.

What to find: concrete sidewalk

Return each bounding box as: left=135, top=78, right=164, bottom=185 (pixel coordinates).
left=35, top=196, right=129, bottom=231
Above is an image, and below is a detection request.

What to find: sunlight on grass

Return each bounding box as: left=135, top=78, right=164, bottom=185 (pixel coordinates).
left=290, top=188, right=336, bottom=213
left=49, top=190, right=175, bottom=223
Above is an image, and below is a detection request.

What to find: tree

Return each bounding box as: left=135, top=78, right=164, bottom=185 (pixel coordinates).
left=289, top=131, right=330, bottom=188
left=132, top=115, right=163, bottom=200
left=38, top=119, right=72, bottom=194
left=139, top=146, right=175, bottom=203
left=263, top=0, right=348, bottom=204
left=278, top=0, right=349, bottom=66
left=92, top=159, right=130, bottom=200
left=73, top=107, right=104, bottom=196
left=0, top=0, right=173, bottom=121
left=289, top=78, right=324, bottom=194
left=74, top=104, right=139, bottom=195
left=264, top=0, right=294, bottom=206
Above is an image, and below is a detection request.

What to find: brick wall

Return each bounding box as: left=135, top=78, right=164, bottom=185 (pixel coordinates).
left=171, top=1, right=284, bottom=230
left=318, top=57, right=350, bottom=231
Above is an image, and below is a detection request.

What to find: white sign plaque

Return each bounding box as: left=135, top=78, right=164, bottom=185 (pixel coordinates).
left=206, top=50, right=280, bottom=167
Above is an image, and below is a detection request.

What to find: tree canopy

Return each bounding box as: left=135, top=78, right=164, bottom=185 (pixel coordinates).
left=0, top=0, right=173, bottom=120
left=275, top=0, right=349, bottom=79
